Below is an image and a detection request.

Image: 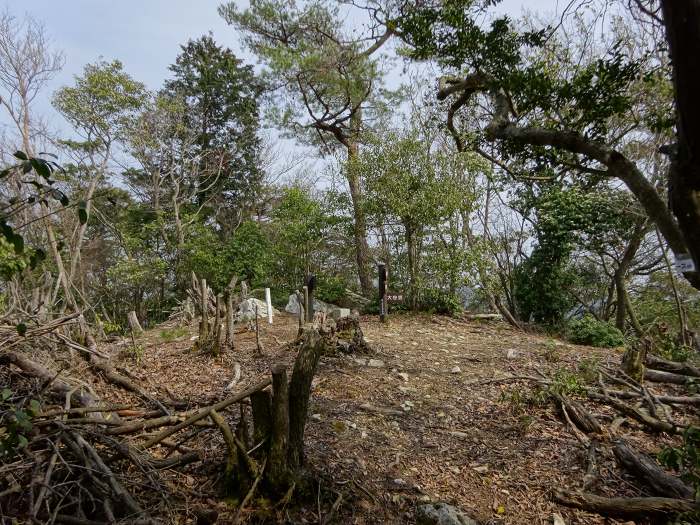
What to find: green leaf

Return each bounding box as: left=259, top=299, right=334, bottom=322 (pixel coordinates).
left=16, top=323, right=27, bottom=336
left=30, top=158, right=50, bottom=179
left=1, top=388, right=11, bottom=401
left=13, top=151, right=28, bottom=160
left=29, top=248, right=46, bottom=270
left=17, top=435, right=29, bottom=449
left=10, top=233, right=24, bottom=254
left=29, top=399, right=41, bottom=416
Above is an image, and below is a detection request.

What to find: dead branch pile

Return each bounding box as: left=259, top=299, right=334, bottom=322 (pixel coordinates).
left=533, top=349, right=700, bottom=520
left=2, top=308, right=334, bottom=523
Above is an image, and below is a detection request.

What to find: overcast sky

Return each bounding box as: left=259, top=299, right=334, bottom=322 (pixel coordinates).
left=2, top=0, right=554, bottom=166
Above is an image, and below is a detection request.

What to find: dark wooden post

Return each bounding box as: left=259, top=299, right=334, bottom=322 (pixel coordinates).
left=378, top=263, right=387, bottom=323
left=305, top=274, right=316, bottom=323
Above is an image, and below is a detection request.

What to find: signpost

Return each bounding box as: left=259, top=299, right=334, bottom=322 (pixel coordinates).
left=378, top=263, right=387, bottom=323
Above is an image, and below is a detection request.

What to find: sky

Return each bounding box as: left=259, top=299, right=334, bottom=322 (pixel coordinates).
left=1, top=0, right=555, bottom=166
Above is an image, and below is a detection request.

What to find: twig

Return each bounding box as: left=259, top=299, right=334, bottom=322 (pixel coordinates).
left=233, top=458, right=267, bottom=524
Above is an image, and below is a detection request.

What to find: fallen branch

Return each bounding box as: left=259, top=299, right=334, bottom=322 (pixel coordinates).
left=645, top=368, right=697, bottom=386
left=552, top=489, right=697, bottom=518
left=588, top=392, right=683, bottom=434
left=142, top=378, right=271, bottom=449
left=646, top=354, right=700, bottom=377
left=613, top=439, right=694, bottom=500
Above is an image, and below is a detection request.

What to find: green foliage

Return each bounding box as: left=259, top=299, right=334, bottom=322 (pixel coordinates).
left=419, top=288, right=463, bottom=316
left=53, top=60, right=147, bottom=143
left=577, top=357, right=601, bottom=383
left=164, top=35, right=262, bottom=207
left=658, top=426, right=700, bottom=501
left=0, top=388, right=39, bottom=458
left=315, top=274, right=346, bottom=305
left=566, top=315, right=624, bottom=348
left=0, top=151, right=66, bottom=279
left=123, top=343, right=145, bottom=364
left=225, top=220, right=272, bottom=289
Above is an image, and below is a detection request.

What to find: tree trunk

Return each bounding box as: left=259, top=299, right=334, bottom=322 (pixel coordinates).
left=614, top=221, right=646, bottom=331
left=553, top=489, right=697, bottom=519
left=127, top=311, right=143, bottom=336
left=347, top=140, right=372, bottom=296
left=405, top=224, right=419, bottom=310
left=287, top=328, right=324, bottom=471
left=661, top=1, right=700, bottom=290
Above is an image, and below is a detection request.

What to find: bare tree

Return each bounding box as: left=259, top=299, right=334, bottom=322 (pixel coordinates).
left=0, top=9, right=64, bottom=154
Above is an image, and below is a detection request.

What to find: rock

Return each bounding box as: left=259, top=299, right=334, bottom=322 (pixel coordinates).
left=311, top=413, right=322, bottom=421
left=284, top=294, right=349, bottom=319
left=368, top=359, right=385, bottom=368
left=551, top=514, right=566, bottom=525
left=450, top=366, right=461, bottom=373
left=236, top=298, right=278, bottom=321
left=416, top=502, right=479, bottom=525
left=397, top=372, right=409, bottom=382
left=505, top=348, right=518, bottom=359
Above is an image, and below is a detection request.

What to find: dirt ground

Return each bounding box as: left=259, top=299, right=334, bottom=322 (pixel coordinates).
left=94, top=313, right=693, bottom=524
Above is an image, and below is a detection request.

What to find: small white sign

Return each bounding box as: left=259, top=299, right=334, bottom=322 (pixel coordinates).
left=674, top=254, right=696, bottom=273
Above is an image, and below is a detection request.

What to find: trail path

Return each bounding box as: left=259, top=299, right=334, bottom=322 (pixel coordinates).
left=99, top=314, right=682, bottom=524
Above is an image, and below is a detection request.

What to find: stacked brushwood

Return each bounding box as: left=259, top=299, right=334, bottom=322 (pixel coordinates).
left=1, top=307, right=336, bottom=523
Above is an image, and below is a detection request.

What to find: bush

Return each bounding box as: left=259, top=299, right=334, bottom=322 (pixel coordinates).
left=315, top=274, right=346, bottom=305
left=566, top=315, right=624, bottom=347
left=419, top=288, right=463, bottom=316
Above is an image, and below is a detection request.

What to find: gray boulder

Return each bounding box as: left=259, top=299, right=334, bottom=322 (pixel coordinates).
left=236, top=298, right=277, bottom=322
left=416, top=503, right=479, bottom=525
left=284, top=294, right=349, bottom=320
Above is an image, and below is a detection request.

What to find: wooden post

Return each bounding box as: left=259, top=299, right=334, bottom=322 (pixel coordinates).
left=265, top=287, right=273, bottom=324
left=378, top=263, right=387, bottom=323
left=303, top=285, right=309, bottom=324
left=305, top=274, right=316, bottom=323
left=622, top=337, right=650, bottom=383
left=225, top=276, right=238, bottom=350
left=199, top=278, right=209, bottom=342
left=255, top=304, right=263, bottom=355
left=127, top=310, right=143, bottom=336
left=214, top=293, right=223, bottom=355
left=295, top=290, right=305, bottom=334
left=268, top=364, right=290, bottom=491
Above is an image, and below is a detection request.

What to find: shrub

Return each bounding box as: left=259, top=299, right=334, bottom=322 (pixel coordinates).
left=419, top=288, right=463, bottom=316
left=566, top=315, right=624, bottom=348
left=315, top=274, right=346, bottom=305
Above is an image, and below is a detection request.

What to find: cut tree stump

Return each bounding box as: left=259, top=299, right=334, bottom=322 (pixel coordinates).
left=127, top=311, right=143, bottom=336
left=621, top=337, right=650, bottom=383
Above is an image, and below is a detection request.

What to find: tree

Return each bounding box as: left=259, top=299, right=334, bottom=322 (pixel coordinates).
left=219, top=0, right=395, bottom=295
left=396, top=1, right=700, bottom=290
left=163, top=35, right=263, bottom=229
left=357, top=131, right=480, bottom=308
left=660, top=1, right=700, bottom=286
left=53, top=60, right=147, bottom=302
left=0, top=10, right=64, bottom=154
